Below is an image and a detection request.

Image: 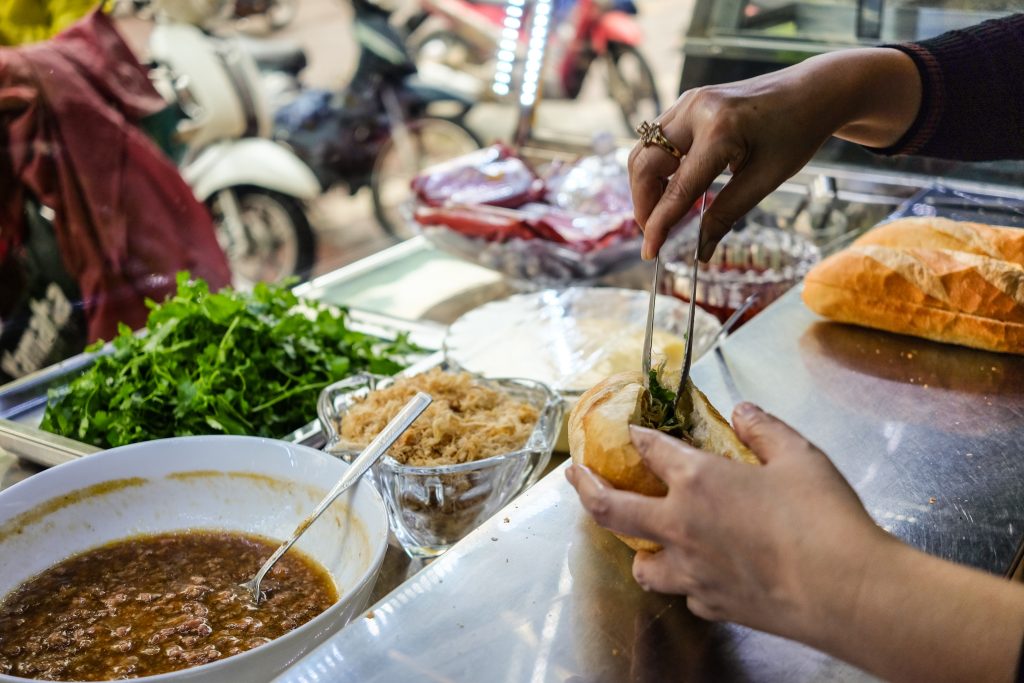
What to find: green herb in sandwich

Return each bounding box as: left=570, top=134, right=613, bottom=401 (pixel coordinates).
left=40, top=273, right=418, bottom=448
left=637, top=369, right=692, bottom=439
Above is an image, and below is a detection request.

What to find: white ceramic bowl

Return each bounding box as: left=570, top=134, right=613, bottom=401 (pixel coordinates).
left=0, top=436, right=389, bottom=683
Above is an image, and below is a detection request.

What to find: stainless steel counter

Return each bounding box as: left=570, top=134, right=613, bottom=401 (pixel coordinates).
left=276, top=287, right=1024, bottom=683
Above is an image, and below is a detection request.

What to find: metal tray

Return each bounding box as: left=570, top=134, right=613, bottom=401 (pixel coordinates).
left=0, top=308, right=446, bottom=468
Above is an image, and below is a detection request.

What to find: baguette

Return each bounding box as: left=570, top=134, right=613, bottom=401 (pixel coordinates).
left=802, top=245, right=1024, bottom=354
left=854, top=217, right=1024, bottom=266
left=568, top=371, right=759, bottom=552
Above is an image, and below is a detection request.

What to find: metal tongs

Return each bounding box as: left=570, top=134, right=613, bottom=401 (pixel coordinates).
left=642, top=192, right=707, bottom=412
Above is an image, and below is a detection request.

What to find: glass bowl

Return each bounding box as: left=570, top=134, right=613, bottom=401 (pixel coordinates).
left=317, top=372, right=563, bottom=559
left=661, top=222, right=820, bottom=328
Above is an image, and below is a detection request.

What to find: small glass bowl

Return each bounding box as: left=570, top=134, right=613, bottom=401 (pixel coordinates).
left=661, top=222, right=820, bottom=328
left=317, top=372, right=563, bottom=559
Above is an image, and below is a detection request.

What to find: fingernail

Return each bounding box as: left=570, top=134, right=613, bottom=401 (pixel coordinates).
left=698, top=238, right=716, bottom=262
left=734, top=402, right=760, bottom=419
left=641, top=243, right=654, bottom=261
left=629, top=424, right=653, bottom=450
left=565, top=465, right=576, bottom=484
left=578, top=465, right=606, bottom=489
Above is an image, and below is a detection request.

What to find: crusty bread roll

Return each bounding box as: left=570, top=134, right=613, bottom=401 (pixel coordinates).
left=854, top=217, right=1024, bottom=266
left=802, top=245, right=1024, bottom=355
left=568, top=371, right=759, bottom=552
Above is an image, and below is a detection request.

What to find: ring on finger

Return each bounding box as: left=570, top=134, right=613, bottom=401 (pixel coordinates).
left=636, top=120, right=682, bottom=160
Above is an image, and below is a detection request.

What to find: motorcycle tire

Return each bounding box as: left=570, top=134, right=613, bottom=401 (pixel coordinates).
left=208, top=186, right=316, bottom=287
left=607, top=42, right=661, bottom=133
left=370, top=116, right=482, bottom=240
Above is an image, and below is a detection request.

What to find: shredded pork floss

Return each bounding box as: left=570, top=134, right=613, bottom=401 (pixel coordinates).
left=341, top=369, right=539, bottom=466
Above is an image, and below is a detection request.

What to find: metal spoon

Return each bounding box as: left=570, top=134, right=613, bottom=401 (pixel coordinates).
left=241, top=392, right=432, bottom=605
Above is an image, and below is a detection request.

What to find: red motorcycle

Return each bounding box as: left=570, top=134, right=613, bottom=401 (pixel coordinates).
left=404, top=0, right=660, bottom=131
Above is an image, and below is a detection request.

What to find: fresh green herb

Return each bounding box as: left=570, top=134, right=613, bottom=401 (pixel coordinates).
left=40, top=273, right=418, bottom=448
left=638, top=369, right=687, bottom=437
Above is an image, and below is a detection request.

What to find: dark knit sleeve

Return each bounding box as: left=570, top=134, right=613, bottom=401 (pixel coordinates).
left=869, top=13, right=1024, bottom=160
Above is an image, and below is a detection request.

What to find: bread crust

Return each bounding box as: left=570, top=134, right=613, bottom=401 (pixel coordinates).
left=855, top=217, right=1024, bottom=266
left=568, top=371, right=758, bottom=552
left=802, top=246, right=1024, bottom=355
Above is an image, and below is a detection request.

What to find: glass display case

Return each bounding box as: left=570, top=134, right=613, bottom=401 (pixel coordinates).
left=679, top=0, right=1024, bottom=189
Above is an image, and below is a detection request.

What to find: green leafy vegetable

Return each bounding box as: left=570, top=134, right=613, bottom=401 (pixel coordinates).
left=638, top=369, right=688, bottom=437
left=40, top=273, right=418, bottom=448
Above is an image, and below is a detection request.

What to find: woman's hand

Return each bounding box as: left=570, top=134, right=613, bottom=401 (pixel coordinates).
left=630, top=48, right=922, bottom=260
left=565, top=403, right=890, bottom=644
left=566, top=403, right=1024, bottom=683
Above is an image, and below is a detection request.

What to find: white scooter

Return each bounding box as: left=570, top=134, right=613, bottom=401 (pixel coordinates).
left=143, top=0, right=322, bottom=285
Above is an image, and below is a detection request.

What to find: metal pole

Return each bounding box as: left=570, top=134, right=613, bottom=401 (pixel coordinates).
left=492, top=0, right=554, bottom=147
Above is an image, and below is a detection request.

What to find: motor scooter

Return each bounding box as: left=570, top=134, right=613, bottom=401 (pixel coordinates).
left=142, top=0, right=322, bottom=285
left=245, top=0, right=482, bottom=238
left=405, top=0, right=660, bottom=131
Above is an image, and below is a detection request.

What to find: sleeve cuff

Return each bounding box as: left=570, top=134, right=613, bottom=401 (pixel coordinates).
left=862, top=44, right=944, bottom=156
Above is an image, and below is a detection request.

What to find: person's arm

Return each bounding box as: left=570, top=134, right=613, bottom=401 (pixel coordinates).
left=874, top=14, right=1024, bottom=160
left=630, top=48, right=922, bottom=260
left=565, top=405, right=1024, bottom=683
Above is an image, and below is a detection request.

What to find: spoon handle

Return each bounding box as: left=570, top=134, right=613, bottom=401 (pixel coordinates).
left=248, top=392, right=432, bottom=600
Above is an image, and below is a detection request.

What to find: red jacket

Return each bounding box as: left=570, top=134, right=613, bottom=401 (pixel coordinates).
left=0, top=10, right=230, bottom=342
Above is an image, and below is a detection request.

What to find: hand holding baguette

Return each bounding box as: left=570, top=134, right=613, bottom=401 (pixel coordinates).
left=567, top=371, right=758, bottom=551
left=566, top=398, right=1024, bottom=683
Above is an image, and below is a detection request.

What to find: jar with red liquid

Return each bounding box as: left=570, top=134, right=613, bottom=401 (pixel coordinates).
left=660, top=221, right=821, bottom=329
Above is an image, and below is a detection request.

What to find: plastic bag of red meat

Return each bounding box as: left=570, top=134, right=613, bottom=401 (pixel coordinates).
left=408, top=146, right=657, bottom=285
left=543, top=147, right=633, bottom=216
left=411, top=144, right=545, bottom=208
left=411, top=201, right=641, bottom=284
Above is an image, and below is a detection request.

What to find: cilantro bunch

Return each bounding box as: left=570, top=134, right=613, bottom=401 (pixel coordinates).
left=40, top=274, right=416, bottom=448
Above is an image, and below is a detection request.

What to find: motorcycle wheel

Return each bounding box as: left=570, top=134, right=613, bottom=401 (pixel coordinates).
left=607, top=43, right=661, bottom=132
left=208, top=187, right=316, bottom=287
left=370, top=117, right=482, bottom=240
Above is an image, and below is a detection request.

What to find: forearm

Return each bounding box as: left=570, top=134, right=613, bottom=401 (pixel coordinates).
left=807, top=534, right=1024, bottom=682
left=790, top=48, right=922, bottom=149
left=869, top=14, right=1024, bottom=160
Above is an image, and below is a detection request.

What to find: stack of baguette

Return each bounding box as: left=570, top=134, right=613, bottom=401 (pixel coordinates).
left=801, top=216, right=1024, bottom=354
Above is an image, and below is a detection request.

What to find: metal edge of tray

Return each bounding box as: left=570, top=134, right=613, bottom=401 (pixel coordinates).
left=0, top=306, right=447, bottom=468
left=0, top=419, right=102, bottom=469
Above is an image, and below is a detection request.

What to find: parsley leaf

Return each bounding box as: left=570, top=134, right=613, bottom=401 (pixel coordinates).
left=39, top=273, right=417, bottom=448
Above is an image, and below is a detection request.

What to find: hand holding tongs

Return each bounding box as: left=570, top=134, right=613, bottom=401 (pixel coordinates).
left=641, top=192, right=707, bottom=413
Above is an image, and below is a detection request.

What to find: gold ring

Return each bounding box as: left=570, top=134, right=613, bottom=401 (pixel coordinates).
left=636, top=121, right=682, bottom=159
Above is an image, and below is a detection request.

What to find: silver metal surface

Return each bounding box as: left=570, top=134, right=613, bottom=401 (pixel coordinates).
left=675, top=191, right=706, bottom=410
left=276, top=287, right=1024, bottom=683
left=0, top=419, right=101, bottom=468
left=243, top=393, right=432, bottom=603
left=712, top=293, right=760, bottom=346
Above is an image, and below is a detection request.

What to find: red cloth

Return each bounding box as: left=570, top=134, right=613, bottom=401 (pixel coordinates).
left=0, top=10, right=231, bottom=342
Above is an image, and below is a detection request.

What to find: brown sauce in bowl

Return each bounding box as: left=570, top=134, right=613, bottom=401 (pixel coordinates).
left=0, top=531, right=338, bottom=681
